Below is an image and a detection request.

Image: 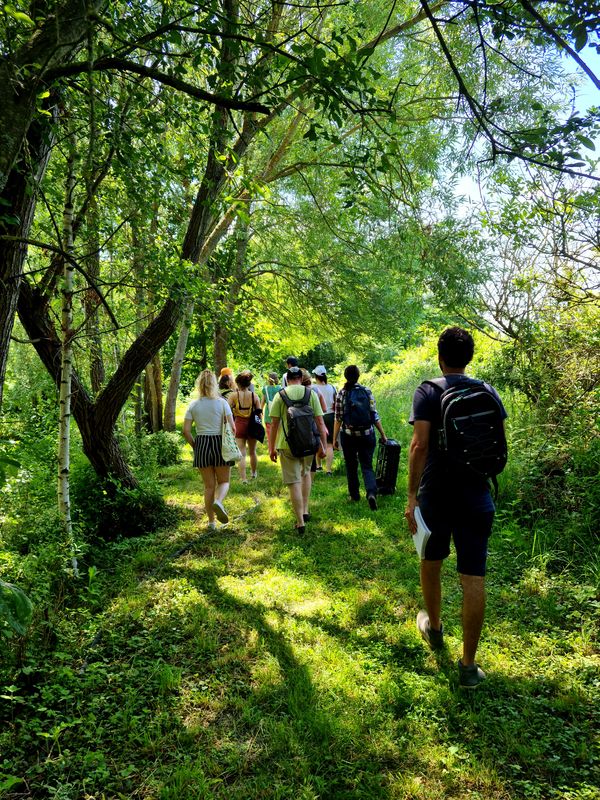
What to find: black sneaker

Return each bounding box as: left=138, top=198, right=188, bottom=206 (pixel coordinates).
left=457, top=659, right=486, bottom=688
left=303, top=513, right=310, bottom=523
left=295, top=525, right=306, bottom=535
left=416, top=610, right=444, bottom=650
left=367, top=494, right=378, bottom=511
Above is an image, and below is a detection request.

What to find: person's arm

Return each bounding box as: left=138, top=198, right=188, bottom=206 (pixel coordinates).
left=269, top=416, right=280, bottom=461
left=183, top=417, right=195, bottom=447
left=368, top=388, right=386, bottom=442
left=374, top=419, right=387, bottom=443
left=318, top=391, right=326, bottom=412
left=404, top=420, right=430, bottom=534
left=333, top=418, right=341, bottom=450
left=315, top=415, right=327, bottom=457
left=224, top=404, right=236, bottom=435
left=333, top=389, right=343, bottom=450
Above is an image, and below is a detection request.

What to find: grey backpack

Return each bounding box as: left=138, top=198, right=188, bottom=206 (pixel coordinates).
left=279, top=388, right=319, bottom=457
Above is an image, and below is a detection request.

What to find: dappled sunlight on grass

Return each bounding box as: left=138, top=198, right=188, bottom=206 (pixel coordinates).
left=4, top=402, right=598, bottom=800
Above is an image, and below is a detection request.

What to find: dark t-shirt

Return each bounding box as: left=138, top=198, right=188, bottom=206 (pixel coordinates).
left=409, top=374, right=508, bottom=511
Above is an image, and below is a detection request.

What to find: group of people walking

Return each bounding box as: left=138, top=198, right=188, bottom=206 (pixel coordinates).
left=183, top=359, right=386, bottom=531
left=183, top=328, right=508, bottom=689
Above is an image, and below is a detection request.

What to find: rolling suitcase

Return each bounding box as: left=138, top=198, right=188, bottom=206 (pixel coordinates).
left=376, top=438, right=401, bottom=495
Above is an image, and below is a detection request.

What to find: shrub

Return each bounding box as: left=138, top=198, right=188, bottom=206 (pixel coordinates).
left=70, top=463, right=176, bottom=540
left=121, top=431, right=182, bottom=469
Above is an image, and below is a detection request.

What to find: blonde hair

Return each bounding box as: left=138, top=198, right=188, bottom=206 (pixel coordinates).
left=195, top=369, right=219, bottom=399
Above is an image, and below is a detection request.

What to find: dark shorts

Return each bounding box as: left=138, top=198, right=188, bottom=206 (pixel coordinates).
left=419, top=497, right=495, bottom=577
left=323, top=412, right=335, bottom=444
left=193, top=435, right=232, bottom=469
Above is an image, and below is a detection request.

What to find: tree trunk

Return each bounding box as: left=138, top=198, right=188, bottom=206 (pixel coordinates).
left=0, top=0, right=104, bottom=194
left=18, top=281, right=182, bottom=489
left=163, top=300, right=194, bottom=431
left=144, top=354, right=163, bottom=432
left=0, top=119, right=54, bottom=406
left=214, top=321, right=229, bottom=374
left=83, top=196, right=105, bottom=393
left=57, top=141, right=78, bottom=573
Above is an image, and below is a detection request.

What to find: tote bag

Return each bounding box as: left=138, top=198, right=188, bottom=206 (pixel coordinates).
left=222, top=414, right=242, bottom=462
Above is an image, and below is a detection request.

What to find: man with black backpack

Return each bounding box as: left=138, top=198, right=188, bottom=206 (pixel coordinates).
left=333, top=365, right=388, bottom=510
left=405, top=327, right=508, bottom=689
left=269, top=366, right=328, bottom=533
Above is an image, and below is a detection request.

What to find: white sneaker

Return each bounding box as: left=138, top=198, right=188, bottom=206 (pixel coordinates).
left=212, top=500, right=229, bottom=524
left=207, top=521, right=217, bottom=531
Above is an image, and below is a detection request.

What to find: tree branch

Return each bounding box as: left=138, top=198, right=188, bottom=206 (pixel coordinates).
left=44, top=58, right=271, bottom=114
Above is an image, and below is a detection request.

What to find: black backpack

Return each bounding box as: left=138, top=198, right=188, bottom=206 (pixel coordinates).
left=425, top=378, right=507, bottom=489
left=343, top=385, right=372, bottom=430
left=279, top=388, right=320, bottom=457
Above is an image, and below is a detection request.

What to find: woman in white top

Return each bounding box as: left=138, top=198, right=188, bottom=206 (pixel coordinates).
left=183, top=370, right=235, bottom=528
left=312, top=365, right=337, bottom=475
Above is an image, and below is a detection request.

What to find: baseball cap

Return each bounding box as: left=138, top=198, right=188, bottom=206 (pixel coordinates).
left=312, top=365, right=327, bottom=376
left=219, top=367, right=233, bottom=377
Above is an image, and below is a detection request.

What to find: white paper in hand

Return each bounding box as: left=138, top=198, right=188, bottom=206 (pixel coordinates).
left=413, top=506, right=432, bottom=559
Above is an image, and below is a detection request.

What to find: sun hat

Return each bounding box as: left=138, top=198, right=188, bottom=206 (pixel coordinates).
left=219, top=367, right=233, bottom=377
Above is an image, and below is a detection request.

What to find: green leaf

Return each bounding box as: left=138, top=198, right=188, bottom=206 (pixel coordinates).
left=577, top=135, right=596, bottom=151
left=3, top=5, right=35, bottom=26
left=0, top=581, right=33, bottom=637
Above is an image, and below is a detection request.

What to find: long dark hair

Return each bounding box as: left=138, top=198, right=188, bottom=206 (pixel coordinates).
left=343, top=364, right=360, bottom=391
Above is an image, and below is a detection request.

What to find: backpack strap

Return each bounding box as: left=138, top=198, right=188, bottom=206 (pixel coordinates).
left=279, top=388, right=292, bottom=409
left=423, top=378, right=447, bottom=392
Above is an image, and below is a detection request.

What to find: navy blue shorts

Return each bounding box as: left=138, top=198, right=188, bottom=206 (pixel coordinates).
left=418, top=498, right=494, bottom=577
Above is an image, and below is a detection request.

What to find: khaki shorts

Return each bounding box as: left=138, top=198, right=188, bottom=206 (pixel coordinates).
left=278, top=449, right=314, bottom=484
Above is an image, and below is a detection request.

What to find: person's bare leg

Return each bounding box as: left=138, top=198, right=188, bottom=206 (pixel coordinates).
left=460, top=574, right=485, bottom=666
left=200, top=467, right=216, bottom=522
left=420, top=559, right=443, bottom=631
left=248, top=440, right=258, bottom=477
left=236, top=438, right=247, bottom=481
left=288, top=482, right=305, bottom=527
left=301, top=471, right=312, bottom=516
left=214, top=466, right=231, bottom=503
left=325, top=443, right=334, bottom=473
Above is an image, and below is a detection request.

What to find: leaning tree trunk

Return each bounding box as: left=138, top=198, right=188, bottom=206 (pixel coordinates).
left=18, top=280, right=182, bottom=490
left=57, top=138, right=78, bottom=573
left=163, top=300, right=194, bottom=431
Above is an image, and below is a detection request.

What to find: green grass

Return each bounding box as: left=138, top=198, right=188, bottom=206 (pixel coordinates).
left=2, top=429, right=599, bottom=798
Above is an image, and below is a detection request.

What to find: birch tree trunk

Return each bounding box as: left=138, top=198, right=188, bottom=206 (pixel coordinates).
left=58, top=141, right=78, bottom=575
left=163, top=300, right=194, bottom=431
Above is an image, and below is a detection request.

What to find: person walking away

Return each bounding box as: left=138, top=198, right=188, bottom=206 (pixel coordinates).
left=261, top=371, right=282, bottom=445
left=405, top=327, right=508, bottom=688
left=301, top=369, right=326, bottom=483
left=281, top=356, right=298, bottom=387
left=269, top=365, right=327, bottom=533
left=219, top=372, right=234, bottom=399
left=229, top=370, right=261, bottom=482
left=312, top=365, right=336, bottom=475
left=182, top=369, right=235, bottom=529
left=333, top=365, right=387, bottom=510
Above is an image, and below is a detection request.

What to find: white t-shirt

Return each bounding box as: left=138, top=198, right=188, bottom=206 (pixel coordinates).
left=184, top=396, right=232, bottom=436
left=314, top=383, right=336, bottom=413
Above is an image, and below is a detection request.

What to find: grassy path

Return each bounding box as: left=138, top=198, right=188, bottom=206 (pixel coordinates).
left=3, top=447, right=599, bottom=799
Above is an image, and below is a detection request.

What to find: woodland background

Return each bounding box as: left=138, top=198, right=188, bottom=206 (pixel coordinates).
left=0, top=1, right=598, bottom=798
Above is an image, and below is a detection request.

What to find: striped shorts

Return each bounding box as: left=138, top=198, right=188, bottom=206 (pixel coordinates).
left=193, top=435, right=232, bottom=469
